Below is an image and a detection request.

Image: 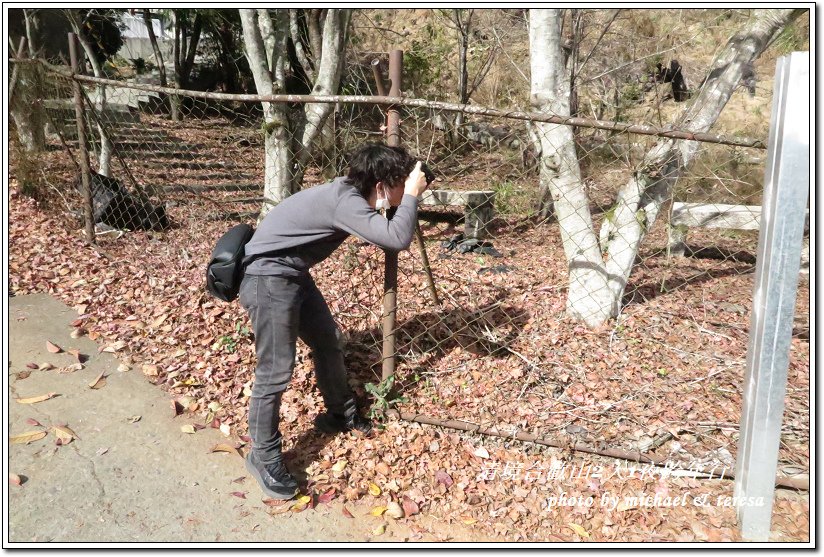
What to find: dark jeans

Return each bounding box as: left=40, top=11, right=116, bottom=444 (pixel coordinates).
left=239, top=273, right=353, bottom=464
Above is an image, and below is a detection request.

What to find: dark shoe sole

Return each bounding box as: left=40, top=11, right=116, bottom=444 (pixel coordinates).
left=245, top=456, right=298, bottom=500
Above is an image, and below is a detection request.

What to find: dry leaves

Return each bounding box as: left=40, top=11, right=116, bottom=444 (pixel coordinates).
left=89, top=371, right=107, bottom=389
left=209, top=443, right=242, bottom=458
left=9, top=473, right=24, bottom=486
left=7, top=106, right=809, bottom=543
left=10, top=430, right=47, bottom=444
left=16, top=392, right=57, bottom=404
left=46, top=341, right=62, bottom=353
left=53, top=425, right=78, bottom=445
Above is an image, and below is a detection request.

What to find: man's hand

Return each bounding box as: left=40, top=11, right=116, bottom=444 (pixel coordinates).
left=404, top=161, right=428, bottom=197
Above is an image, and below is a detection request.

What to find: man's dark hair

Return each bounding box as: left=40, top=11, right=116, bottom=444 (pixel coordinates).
left=345, top=143, right=416, bottom=197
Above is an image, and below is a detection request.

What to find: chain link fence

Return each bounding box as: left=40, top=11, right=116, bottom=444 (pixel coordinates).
left=9, top=53, right=810, bottom=482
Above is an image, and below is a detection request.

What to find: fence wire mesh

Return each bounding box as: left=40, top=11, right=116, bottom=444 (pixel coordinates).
left=9, top=57, right=809, bottom=482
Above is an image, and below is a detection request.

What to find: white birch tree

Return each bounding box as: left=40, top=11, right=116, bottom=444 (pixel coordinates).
left=529, top=8, right=803, bottom=327
left=66, top=9, right=114, bottom=177
left=239, top=8, right=351, bottom=218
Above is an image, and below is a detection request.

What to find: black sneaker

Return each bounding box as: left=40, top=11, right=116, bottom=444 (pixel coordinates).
left=245, top=451, right=299, bottom=500
left=314, top=410, right=373, bottom=435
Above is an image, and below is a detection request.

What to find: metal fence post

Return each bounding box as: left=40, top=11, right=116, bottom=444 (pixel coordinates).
left=68, top=32, right=96, bottom=244
left=734, top=51, right=810, bottom=541
left=381, top=49, right=404, bottom=382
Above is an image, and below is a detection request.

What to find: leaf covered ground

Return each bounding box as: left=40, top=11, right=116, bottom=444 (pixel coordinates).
left=8, top=165, right=809, bottom=541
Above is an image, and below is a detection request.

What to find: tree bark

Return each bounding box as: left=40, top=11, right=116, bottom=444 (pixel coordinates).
left=143, top=10, right=168, bottom=87
left=530, top=9, right=613, bottom=325
left=10, top=57, right=46, bottom=153
left=23, top=9, right=40, bottom=57
left=67, top=10, right=113, bottom=177
left=241, top=8, right=350, bottom=219
left=596, top=8, right=803, bottom=314
left=530, top=8, right=802, bottom=327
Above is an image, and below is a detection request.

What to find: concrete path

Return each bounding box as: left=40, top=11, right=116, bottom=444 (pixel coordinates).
left=7, top=294, right=467, bottom=544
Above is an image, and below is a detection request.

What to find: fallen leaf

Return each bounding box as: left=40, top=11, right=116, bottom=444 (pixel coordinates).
left=435, top=470, right=453, bottom=488
left=10, top=430, right=47, bottom=444
left=142, top=364, right=159, bottom=377
left=181, top=424, right=196, bottom=434
left=46, top=341, right=62, bottom=353
left=96, top=447, right=109, bottom=456
left=474, top=447, right=490, bottom=459
left=117, top=363, right=131, bottom=372
left=16, top=392, right=57, bottom=404
left=210, top=444, right=242, bottom=457
left=70, top=328, right=84, bottom=339
left=342, top=507, right=354, bottom=518
left=38, top=362, right=55, bottom=371
left=376, top=462, right=391, bottom=475
left=401, top=496, right=420, bottom=517
left=262, top=498, right=289, bottom=507
left=25, top=418, right=42, bottom=427
left=568, top=523, right=590, bottom=539
left=171, top=400, right=184, bottom=417
left=318, top=488, right=336, bottom=504
left=53, top=425, right=78, bottom=445
left=127, top=415, right=141, bottom=423
left=67, top=349, right=86, bottom=363
left=151, top=314, right=168, bottom=328
left=267, top=504, right=293, bottom=516
left=88, top=371, right=107, bottom=389
left=25, top=363, right=38, bottom=369
left=232, top=476, right=246, bottom=484
left=370, top=506, right=388, bottom=516
left=57, top=363, right=83, bottom=373
left=332, top=460, right=348, bottom=473
left=230, top=491, right=247, bottom=499
left=16, top=370, right=31, bottom=380
left=460, top=516, right=478, bottom=525
left=103, top=340, right=127, bottom=353
left=368, top=483, right=382, bottom=496
left=219, top=423, right=231, bottom=436
left=385, top=501, right=404, bottom=519
left=9, top=473, right=24, bottom=486
left=372, top=523, right=386, bottom=536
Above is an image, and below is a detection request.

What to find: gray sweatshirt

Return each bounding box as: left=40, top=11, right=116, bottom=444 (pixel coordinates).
left=243, top=177, right=419, bottom=276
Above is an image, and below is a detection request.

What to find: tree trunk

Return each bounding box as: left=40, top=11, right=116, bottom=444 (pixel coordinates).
left=10, top=62, right=46, bottom=153
left=23, top=9, right=40, bottom=57
left=596, top=8, right=804, bottom=313
left=530, top=9, right=613, bottom=325
left=143, top=10, right=175, bottom=118
left=241, top=8, right=351, bottom=219
left=530, top=8, right=802, bottom=328
left=452, top=9, right=472, bottom=139
left=143, top=10, right=168, bottom=87
left=68, top=10, right=113, bottom=177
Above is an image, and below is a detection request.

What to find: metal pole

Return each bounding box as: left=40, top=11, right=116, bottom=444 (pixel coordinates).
left=68, top=32, right=96, bottom=244
left=381, top=50, right=403, bottom=382
left=371, top=59, right=387, bottom=97
left=53, top=70, right=766, bottom=149
left=371, top=58, right=440, bottom=308
left=734, top=51, right=810, bottom=542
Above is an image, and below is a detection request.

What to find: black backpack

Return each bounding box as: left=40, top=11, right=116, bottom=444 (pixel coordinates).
left=206, top=224, right=255, bottom=302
